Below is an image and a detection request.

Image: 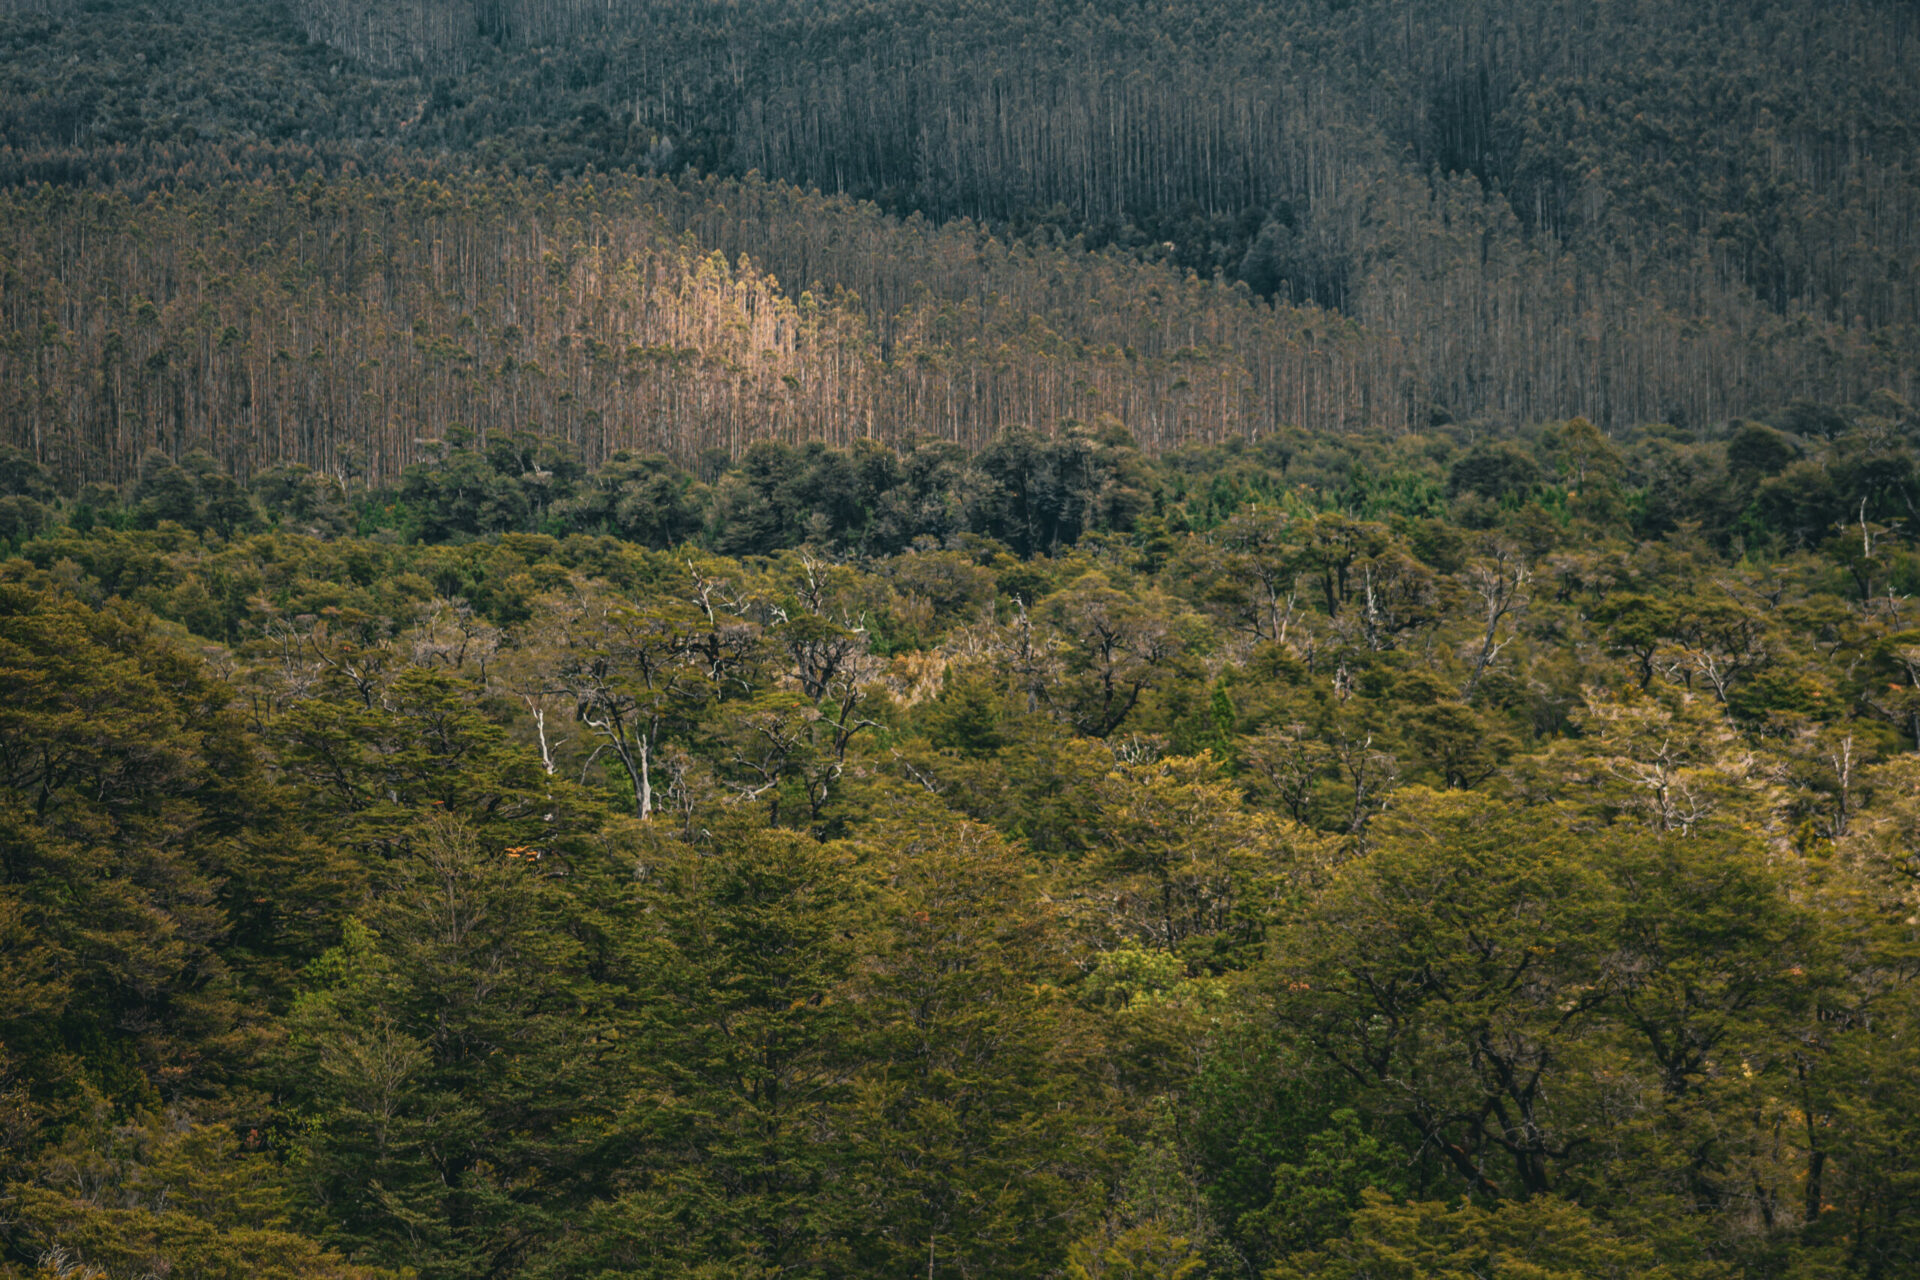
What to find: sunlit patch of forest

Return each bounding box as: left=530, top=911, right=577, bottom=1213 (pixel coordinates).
left=3, top=1, right=1920, bottom=1278
left=5, top=0, right=1920, bottom=457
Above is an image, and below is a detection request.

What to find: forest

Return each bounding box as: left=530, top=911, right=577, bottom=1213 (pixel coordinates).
left=5, top=0, right=1920, bottom=467
left=2, top=411, right=1919, bottom=1278
left=3, top=0, right=1920, bottom=1278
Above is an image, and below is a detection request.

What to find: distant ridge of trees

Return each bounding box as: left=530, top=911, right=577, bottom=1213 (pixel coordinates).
left=7, top=166, right=1915, bottom=489
left=0, top=175, right=1405, bottom=486
left=280, top=0, right=1920, bottom=339
left=3, top=0, right=1916, bottom=475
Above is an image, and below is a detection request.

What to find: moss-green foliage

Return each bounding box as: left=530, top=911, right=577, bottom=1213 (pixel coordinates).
left=3, top=417, right=1920, bottom=1276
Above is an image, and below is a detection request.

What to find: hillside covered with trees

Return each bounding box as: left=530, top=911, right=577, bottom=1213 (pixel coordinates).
left=4, top=0, right=1920, bottom=473
left=3, top=1, right=1920, bottom=1278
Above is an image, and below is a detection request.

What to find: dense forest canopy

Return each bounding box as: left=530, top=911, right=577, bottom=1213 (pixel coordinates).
left=3, top=416, right=1920, bottom=1277
left=3, top=1, right=1920, bottom=1278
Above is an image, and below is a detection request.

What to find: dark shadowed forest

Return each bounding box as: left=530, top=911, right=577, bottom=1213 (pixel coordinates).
left=3, top=2, right=1920, bottom=1279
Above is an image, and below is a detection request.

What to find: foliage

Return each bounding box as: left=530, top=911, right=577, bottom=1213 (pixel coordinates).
left=4, top=4, right=1920, bottom=1272
left=3, top=418, right=1920, bottom=1274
